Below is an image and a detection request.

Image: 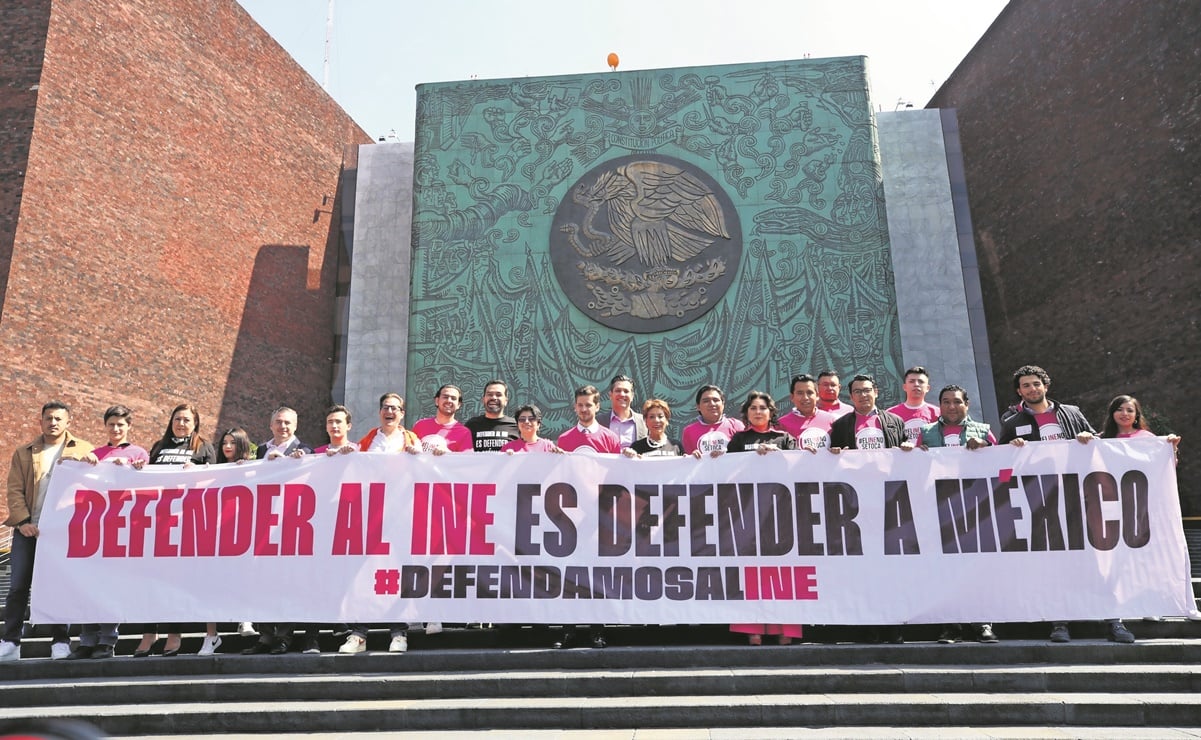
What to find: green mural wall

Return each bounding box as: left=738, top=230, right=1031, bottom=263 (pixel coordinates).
left=409, top=56, right=902, bottom=429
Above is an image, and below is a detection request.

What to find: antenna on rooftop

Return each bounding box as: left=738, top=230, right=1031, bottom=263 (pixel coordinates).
left=323, top=0, right=334, bottom=91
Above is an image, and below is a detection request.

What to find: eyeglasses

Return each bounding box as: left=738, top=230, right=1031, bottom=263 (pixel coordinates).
left=850, top=388, right=875, bottom=395
left=381, top=405, right=403, bottom=412
left=517, top=416, right=539, bottom=423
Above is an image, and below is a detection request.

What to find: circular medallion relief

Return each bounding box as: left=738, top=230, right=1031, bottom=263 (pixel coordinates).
left=550, top=154, right=741, bottom=333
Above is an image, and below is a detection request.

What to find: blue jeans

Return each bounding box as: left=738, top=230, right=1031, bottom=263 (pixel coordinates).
left=3, top=531, right=69, bottom=645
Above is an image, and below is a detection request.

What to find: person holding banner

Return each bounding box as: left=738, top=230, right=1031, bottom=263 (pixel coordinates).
left=357, top=394, right=418, bottom=454
left=623, top=399, right=683, bottom=458
left=501, top=405, right=562, bottom=453
left=465, top=381, right=520, bottom=452
left=412, top=385, right=474, bottom=455
left=886, top=366, right=941, bottom=446
left=776, top=374, right=837, bottom=452
left=721, top=391, right=803, bottom=645
left=0, top=401, right=95, bottom=662
left=917, top=386, right=999, bottom=644
left=603, top=374, right=647, bottom=450
left=1101, top=394, right=1181, bottom=455
left=682, top=385, right=745, bottom=457
left=829, top=375, right=908, bottom=452
left=67, top=405, right=150, bottom=660
left=132, top=403, right=216, bottom=657
left=557, top=385, right=622, bottom=454
left=316, top=405, right=358, bottom=456
left=998, top=366, right=1136, bottom=644
left=198, top=426, right=258, bottom=656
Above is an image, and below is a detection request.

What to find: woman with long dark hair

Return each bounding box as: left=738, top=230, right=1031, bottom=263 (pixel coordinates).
left=132, top=403, right=216, bottom=657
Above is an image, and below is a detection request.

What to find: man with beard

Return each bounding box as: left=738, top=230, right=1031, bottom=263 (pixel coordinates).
left=464, top=380, right=519, bottom=453
left=997, top=365, right=1134, bottom=644
left=829, top=375, right=908, bottom=452
left=412, top=384, right=474, bottom=454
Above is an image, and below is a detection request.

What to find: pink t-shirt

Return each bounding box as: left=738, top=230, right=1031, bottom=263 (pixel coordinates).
left=412, top=418, right=474, bottom=452
left=682, top=416, right=745, bottom=455
left=93, top=443, right=150, bottom=464
left=887, top=402, right=940, bottom=444
left=556, top=425, right=621, bottom=454
left=777, top=409, right=837, bottom=451
left=1116, top=430, right=1155, bottom=439
left=817, top=399, right=855, bottom=417
left=500, top=438, right=559, bottom=453
left=853, top=413, right=886, bottom=450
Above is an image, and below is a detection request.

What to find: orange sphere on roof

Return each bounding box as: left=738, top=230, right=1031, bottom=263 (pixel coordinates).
left=607, top=52, right=619, bottom=71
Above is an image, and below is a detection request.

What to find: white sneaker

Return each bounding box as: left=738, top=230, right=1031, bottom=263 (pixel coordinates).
left=50, top=642, right=71, bottom=660
left=198, top=635, right=222, bottom=656
left=0, top=640, right=19, bottom=661
left=424, top=622, right=443, bottom=635
left=238, top=622, right=256, bottom=637
left=338, top=634, right=366, bottom=654
left=389, top=634, right=408, bottom=653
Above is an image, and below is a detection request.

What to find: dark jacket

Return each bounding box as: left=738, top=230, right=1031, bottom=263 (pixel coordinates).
left=998, top=401, right=1094, bottom=444
left=829, top=409, right=906, bottom=449
left=255, top=436, right=312, bottom=459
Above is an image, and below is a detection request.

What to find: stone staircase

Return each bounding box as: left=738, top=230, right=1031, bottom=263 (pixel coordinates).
left=2, top=624, right=1201, bottom=737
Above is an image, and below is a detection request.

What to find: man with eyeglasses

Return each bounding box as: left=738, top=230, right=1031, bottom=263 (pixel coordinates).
left=464, top=380, right=520, bottom=452
left=829, top=374, right=908, bottom=452
left=357, top=393, right=418, bottom=453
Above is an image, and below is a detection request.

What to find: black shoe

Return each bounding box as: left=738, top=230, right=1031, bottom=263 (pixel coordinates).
left=977, top=625, right=999, bottom=643
left=936, top=628, right=960, bottom=644
left=161, top=645, right=181, bottom=657
left=242, top=642, right=273, bottom=655
left=590, top=632, right=607, bottom=649
left=91, top=645, right=115, bottom=659
left=268, top=641, right=291, bottom=655
left=552, top=630, right=575, bottom=649
left=302, top=637, right=321, bottom=654
left=65, top=646, right=95, bottom=660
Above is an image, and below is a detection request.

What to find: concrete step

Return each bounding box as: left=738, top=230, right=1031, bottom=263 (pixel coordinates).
left=5, top=691, right=1201, bottom=735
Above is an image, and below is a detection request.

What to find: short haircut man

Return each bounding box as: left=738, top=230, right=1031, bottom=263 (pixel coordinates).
left=359, top=393, right=419, bottom=453
left=918, top=385, right=996, bottom=450
left=557, top=385, right=621, bottom=453
left=600, top=374, right=648, bottom=449
left=316, top=404, right=357, bottom=455
left=886, top=365, right=940, bottom=445
left=464, top=380, right=519, bottom=452
left=816, top=370, right=854, bottom=416
left=2, top=401, right=95, bottom=661
left=412, top=384, right=474, bottom=453
left=682, top=384, right=745, bottom=455
left=256, top=406, right=312, bottom=459
left=998, top=365, right=1095, bottom=444
left=777, top=373, right=838, bottom=452
left=828, top=374, right=906, bottom=450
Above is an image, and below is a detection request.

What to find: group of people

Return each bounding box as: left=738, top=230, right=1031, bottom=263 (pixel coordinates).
left=0, top=364, right=1181, bottom=661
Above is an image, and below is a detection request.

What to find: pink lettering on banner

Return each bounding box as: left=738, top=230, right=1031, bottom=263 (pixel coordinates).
left=411, top=482, right=497, bottom=556
left=742, top=566, right=819, bottom=600
left=332, top=482, right=391, bottom=556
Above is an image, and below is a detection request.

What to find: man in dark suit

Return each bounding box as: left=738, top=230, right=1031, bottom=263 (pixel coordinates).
left=602, top=374, right=647, bottom=450
left=255, top=406, right=312, bottom=460
left=829, top=374, right=909, bottom=451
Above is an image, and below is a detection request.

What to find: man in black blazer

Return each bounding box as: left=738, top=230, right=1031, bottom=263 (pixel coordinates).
left=829, top=374, right=908, bottom=451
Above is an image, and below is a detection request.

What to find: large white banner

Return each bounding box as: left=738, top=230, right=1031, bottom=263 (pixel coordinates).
left=31, top=437, right=1193, bottom=625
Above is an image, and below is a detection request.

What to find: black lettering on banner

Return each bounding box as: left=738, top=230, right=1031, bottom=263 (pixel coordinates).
left=992, top=475, right=1027, bottom=552
left=400, top=565, right=429, bottom=598
left=597, top=484, right=630, bottom=556
left=1121, top=470, right=1150, bottom=548
left=793, top=482, right=824, bottom=556
left=694, top=567, right=723, bottom=600
left=514, top=484, right=541, bottom=556
left=634, top=566, right=662, bottom=600
left=1083, top=471, right=1120, bottom=551
left=544, top=482, right=577, bottom=557
left=477, top=564, right=499, bottom=598
left=562, top=566, right=592, bottom=599
left=500, top=565, right=532, bottom=598
left=1062, top=474, right=1085, bottom=550
left=883, top=480, right=920, bottom=555
left=664, top=566, right=694, bottom=600
left=757, top=482, right=793, bottom=556
left=430, top=565, right=452, bottom=598
left=661, top=485, right=686, bottom=557
left=595, top=567, right=633, bottom=599
left=533, top=564, right=561, bottom=598
left=689, top=484, right=716, bottom=556
left=1022, top=474, right=1065, bottom=551
left=634, top=484, right=659, bottom=557
left=717, top=483, right=757, bottom=556
left=823, top=482, right=862, bottom=555
left=934, top=478, right=995, bottom=553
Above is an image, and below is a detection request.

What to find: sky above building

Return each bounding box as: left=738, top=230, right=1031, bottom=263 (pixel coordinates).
left=237, top=0, right=1008, bottom=141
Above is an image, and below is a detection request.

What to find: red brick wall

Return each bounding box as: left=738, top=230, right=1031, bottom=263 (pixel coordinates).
left=929, top=0, right=1201, bottom=510
left=0, top=0, right=371, bottom=496
left=0, top=0, right=51, bottom=318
